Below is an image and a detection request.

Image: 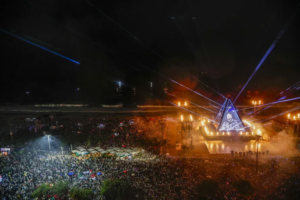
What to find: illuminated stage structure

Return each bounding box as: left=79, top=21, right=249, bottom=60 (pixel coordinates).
left=202, top=99, right=256, bottom=141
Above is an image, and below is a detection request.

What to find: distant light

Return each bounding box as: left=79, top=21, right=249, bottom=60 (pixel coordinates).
left=170, top=17, right=175, bottom=19
left=25, top=91, right=30, bottom=95
left=76, top=88, right=80, bottom=91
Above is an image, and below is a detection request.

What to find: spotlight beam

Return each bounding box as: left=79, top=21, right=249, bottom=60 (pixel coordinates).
left=0, top=29, right=80, bottom=65
left=234, top=4, right=300, bottom=103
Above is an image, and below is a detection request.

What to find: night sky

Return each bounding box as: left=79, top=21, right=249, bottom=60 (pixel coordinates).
left=0, top=0, right=299, bottom=104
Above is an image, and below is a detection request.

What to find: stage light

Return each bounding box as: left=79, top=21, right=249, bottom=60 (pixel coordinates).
left=190, top=115, right=193, bottom=121
left=211, top=132, right=213, bottom=136
left=178, top=102, right=181, bottom=107
left=288, top=113, right=290, bottom=119
left=181, top=115, right=183, bottom=122
left=293, top=116, right=296, bottom=120
left=217, top=132, right=219, bottom=135
left=227, top=132, right=230, bottom=136
left=240, top=132, right=243, bottom=135
left=184, top=102, right=187, bottom=106
left=257, top=129, right=261, bottom=135
left=222, top=132, right=224, bottom=135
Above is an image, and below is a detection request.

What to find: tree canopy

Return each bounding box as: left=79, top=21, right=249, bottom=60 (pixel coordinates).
left=196, top=179, right=219, bottom=197
left=233, top=179, right=255, bottom=197
left=31, top=183, right=51, bottom=198
left=100, top=179, right=134, bottom=200
left=69, top=187, right=93, bottom=200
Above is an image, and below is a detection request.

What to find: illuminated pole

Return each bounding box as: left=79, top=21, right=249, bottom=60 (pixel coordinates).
left=190, top=115, right=193, bottom=149
left=47, top=135, right=51, bottom=152
left=181, top=115, right=183, bottom=143
left=287, top=114, right=291, bottom=134
left=255, top=133, right=261, bottom=174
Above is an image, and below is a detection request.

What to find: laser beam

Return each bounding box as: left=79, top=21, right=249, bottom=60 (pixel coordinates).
left=234, top=4, right=300, bottom=103
left=191, top=76, right=226, bottom=98
left=0, top=29, right=80, bottom=65
left=168, top=101, right=217, bottom=123
left=166, top=93, right=218, bottom=113
left=239, top=96, right=300, bottom=111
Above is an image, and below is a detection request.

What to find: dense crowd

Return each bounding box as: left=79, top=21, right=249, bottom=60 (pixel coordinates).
left=1, top=151, right=300, bottom=199
left=0, top=115, right=300, bottom=199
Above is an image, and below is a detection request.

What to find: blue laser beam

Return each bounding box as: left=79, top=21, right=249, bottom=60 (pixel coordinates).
left=0, top=29, right=80, bottom=65
left=166, top=93, right=218, bottom=113
left=169, top=79, right=222, bottom=106
left=137, top=63, right=222, bottom=106
left=260, top=106, right=300, bottom=123
left=240, top=96, right=300, bottom=111
left=191, top=76, right=226, bottom=98
left=168, top=101, right=217, bottom=123
left=234, top=5, right=300, bottom=103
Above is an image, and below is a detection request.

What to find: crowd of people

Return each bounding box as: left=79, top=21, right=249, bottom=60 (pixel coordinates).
left=1, top=151, right=300, bottom=199
left=0, top=115, right=299, bottom=199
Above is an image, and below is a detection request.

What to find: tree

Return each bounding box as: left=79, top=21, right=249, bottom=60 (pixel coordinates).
left=233, top=179, right=255, bottom=197
left=69, top=187, right=93, bottom=200
left=31, top=183, right=51, bottom=198
left=51, top=181, right=69, bottom=197
left=196, top=179, right=219, bottom=197
left=100, top=179, right=134, bottom=200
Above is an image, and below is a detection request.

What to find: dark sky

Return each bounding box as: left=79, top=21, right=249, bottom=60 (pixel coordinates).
left=0, top=0, right=299, bottom=104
